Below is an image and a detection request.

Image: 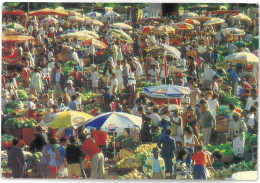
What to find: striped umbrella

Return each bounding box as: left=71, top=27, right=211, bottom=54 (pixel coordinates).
left=221, top=28, right=245, bottom=35
left=144, top=85, right=192, bottom=99
left=171, top=22, right=194, bottom=30
left=110, top=29, right=133, bottom=43
left=6, top=23, right=26, bottom=31
left=87, top=12, right=102, bottom=17
left=85, top=112, right=142, bottom=132
left=203, top=18, right=225, bottom=26
left=82, top=38, right=107, bottom=49
left=84, top=19, right=104, bottom=26
left=28, top=8, right=68, bottom=17
left=181, top=19, right=201, bottom=25
left=154, top=25, right=175, bottom=33
left=41, top=17, right=59, bottom=25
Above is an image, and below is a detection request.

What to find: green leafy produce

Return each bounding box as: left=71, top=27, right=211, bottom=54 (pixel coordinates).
left=17, top=89, right=28, bottom=101
left=63, top=65, right=74, bottom=76
left=5, top=100, right=24, bottom=110
left=207, top=143, right=234, bottom=156
left=1, top=134, right=14, bottom=142
left=115, top=135, right=125, bottom=142
left=3, top=118, right=23, bottom=130
left=121, top=137, right=137, bottom=150
left=219, top=91, right=242, bottom=108
left=1, top=160, right=8, bottom=167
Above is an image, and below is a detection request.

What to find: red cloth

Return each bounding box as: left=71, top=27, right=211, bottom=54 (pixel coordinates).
left=191, top=151, right=207, bottom=166
left=82, top=138, right=101, bottom=158
left=92, top=130, right=108, bottom=146
left=243, top=83, right=252, bottom=90
left=69, top=71, right=84, bottom=82
left=169, top=98, right=181, bottom=105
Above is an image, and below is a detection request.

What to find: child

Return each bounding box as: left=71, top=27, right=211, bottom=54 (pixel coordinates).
left=191, top=145, right=208, bottom=180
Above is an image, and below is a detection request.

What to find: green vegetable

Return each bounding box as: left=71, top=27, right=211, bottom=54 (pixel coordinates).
left=1, top=134, right=14, bottom=142
left=17, top=89, right=28, bottom=101
left=3, top=118, right=23, bottom=130
left=121, top=137, right=136, bottom=150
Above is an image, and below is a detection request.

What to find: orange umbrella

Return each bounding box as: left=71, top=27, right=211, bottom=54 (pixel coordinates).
left=142, top=26, right=155, bottom=34
left=2, top=35, right=35, bottom=42
left=181, top=19, right=201, bottom=26
left=82, top=38, right=107, bottom=49
left=28, top=8, right=68, bottom=17
left=171, top=22, right=194, bottom=30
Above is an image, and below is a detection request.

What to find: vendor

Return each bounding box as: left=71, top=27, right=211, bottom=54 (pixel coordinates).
left=27, top=94, right=37, bottom=119
left=204, top=150, right=223, bottom=179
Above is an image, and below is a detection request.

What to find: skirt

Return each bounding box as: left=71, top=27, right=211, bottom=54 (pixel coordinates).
left=37, top=161, right=50, bottom=177
left=58, top=162, right=68, bottom=178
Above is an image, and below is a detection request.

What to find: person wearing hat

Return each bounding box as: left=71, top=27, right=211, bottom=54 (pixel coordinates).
left=227, top=112, right=247, bottom=159
left=143, top=147, right=166, bottom=179
left=64, top=80, right=76, bottom=97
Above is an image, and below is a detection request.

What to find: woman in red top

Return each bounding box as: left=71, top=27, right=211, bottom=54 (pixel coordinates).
left=191, top=145, right=208, bottom=180
left=92, top=130, right=108, bottom=158
left=80, top=134, right=104, bottom=179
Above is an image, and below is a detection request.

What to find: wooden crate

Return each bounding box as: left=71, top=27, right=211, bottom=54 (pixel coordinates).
left=22, top=128, right=35, bottom=145
left=216, top=124, right=228, bottom=133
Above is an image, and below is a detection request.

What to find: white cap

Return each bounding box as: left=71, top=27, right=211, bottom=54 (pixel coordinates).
left=66, top=80, right=73, bottom=85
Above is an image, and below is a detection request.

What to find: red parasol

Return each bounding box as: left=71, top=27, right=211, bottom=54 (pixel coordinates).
left=82, top=38, right=107, bottom=49
left=3, top=10, right=26, bottom=18
left=28, top=8, right=68, bottom=17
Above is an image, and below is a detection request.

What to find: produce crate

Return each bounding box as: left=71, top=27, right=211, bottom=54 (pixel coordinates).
left=5, top=128, right=22, bottom=139
left=216, top=124, right=228, bottom=133
left=22, top=128, right=35, bottom=145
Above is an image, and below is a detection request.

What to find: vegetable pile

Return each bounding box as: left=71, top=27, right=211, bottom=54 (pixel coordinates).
left=17, top=89, right=28, bottom=101
left=207, top=143, right=234, bottom=156
left=5, top=100, right=24, bottom=110
left=215, top=161, right=257, bottom=179
left=219, top=91, right=242, bottom=108
left=3, top=118, right=23, bottom=130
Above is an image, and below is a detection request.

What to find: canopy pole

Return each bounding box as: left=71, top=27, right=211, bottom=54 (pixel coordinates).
left=113, top=132, right=116, bottom=161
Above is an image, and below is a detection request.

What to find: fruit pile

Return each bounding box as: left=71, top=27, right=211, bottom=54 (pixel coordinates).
left=25, top=152, right=42, bottom=169
left=134, top=143, right=157, bottom=153
left=117, top=157, right=143, bottom=169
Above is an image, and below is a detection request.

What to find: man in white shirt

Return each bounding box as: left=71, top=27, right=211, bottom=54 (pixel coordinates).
left=108, top=73, right=118, bottom=95
left=111, top=42, right=118, bottom=64
left=49, top=24, right=56, bottom=37
left=198, top=42, right=207, bottom=55
left=149, top=107, right=161, bottom=123
left=203, top=66, right=217, bottom=91
left=132, top=98, right=146, bottom=116
left=39, top=25, right=45, bottom=36
left=148, top=65, right=159, bottom=83
left=28, top=23, right=34, bottom=36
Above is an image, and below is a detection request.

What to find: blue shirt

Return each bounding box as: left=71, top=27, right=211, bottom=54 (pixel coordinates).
left=229, top=69, right=239, bottom=83
left=59, top=145, right=66, bottom=164
left=153, top=157, right=161, bottom=173
left=158, top=120, right=170, bottom=140
left=76, top=51, right=84, bottom=59
left=41, top=144, right=52, bottom=163
left=48, top=149, right=61, bottom=167
left=158, top=135, right=176, bottom=159
left=68, top=101, right=77, bottom=110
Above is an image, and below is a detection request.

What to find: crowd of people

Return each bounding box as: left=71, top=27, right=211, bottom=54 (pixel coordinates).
left=1, top=4, right=259, bottom=180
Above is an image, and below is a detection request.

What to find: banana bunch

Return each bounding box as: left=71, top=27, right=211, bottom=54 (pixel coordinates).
left=134, top=143, right=157, bottom=153
left=118, top=157, right=143, bottom=169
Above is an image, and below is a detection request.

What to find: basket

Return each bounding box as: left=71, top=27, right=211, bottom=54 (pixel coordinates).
left=216, top=124, right=228, bottom=133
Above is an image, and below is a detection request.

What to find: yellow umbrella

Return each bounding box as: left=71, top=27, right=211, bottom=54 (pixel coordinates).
left=154, top=25, right=175, bottom=33
left=112, top=23, right=133, bottom=30
left=231, top=13, right=252, bottom=22
left=40, top=111, right=93, bottom=129
left=79, top=30, right=100, bottom=39
left=203, top=18, right=225, bottom=25
left=110, top=29, right=133, bottom=43
left=68, top=16, right=84, bottom=22
left=61, top=32, right=93, bottom=40
left=84, top=19, right=104, bottom=26
left=232, top=52, right=258, bottom=64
